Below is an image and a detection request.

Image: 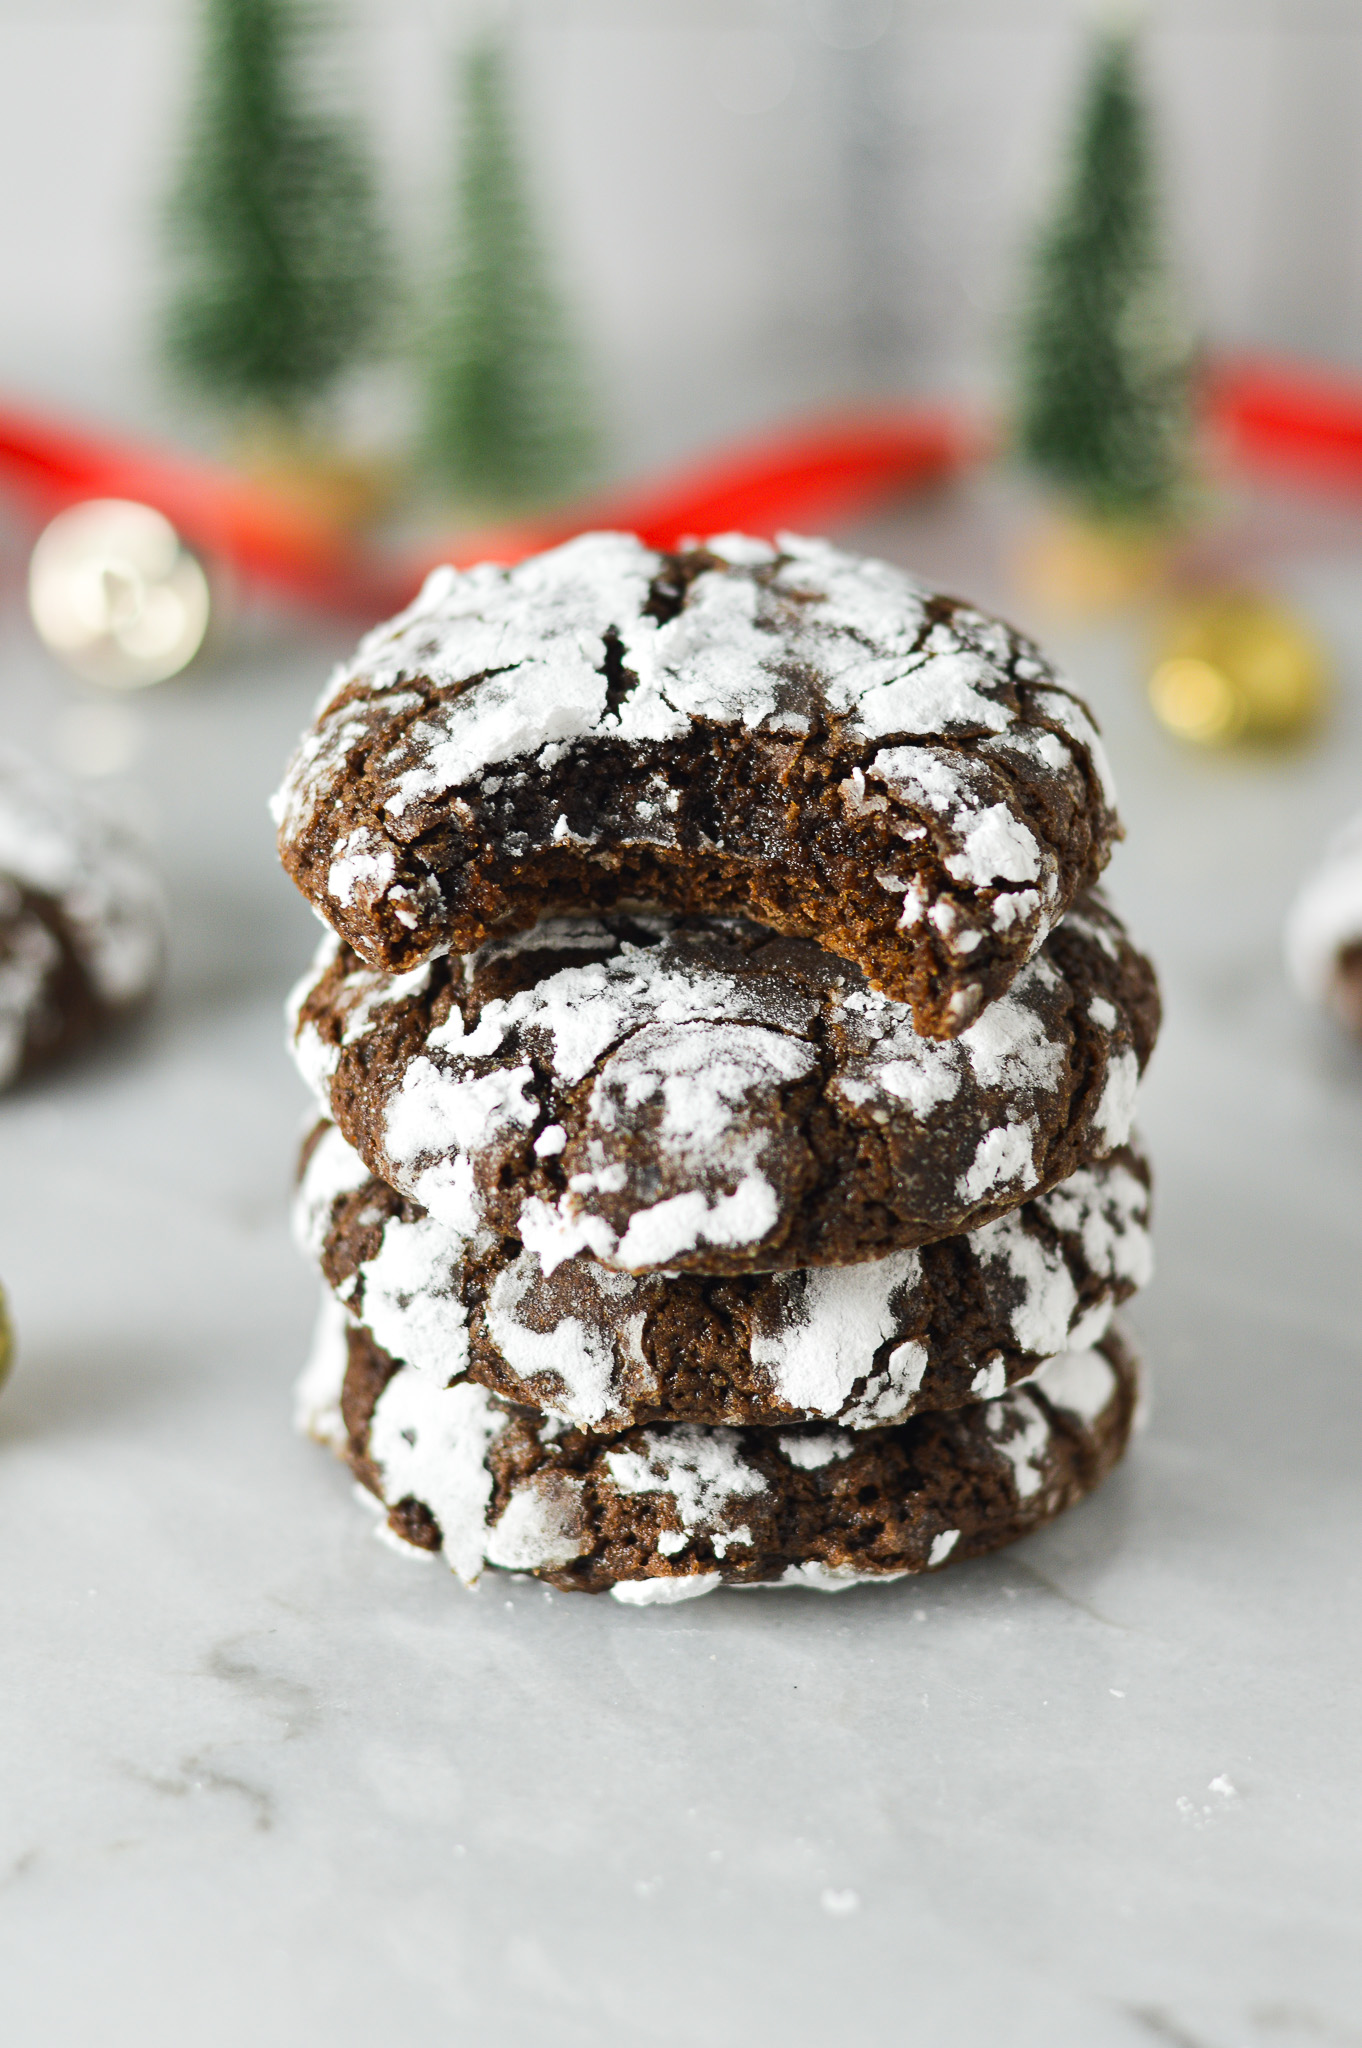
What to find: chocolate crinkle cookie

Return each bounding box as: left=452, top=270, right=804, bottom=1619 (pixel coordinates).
left=297, top=1296, right=1140, bottom=1600
left=272, top=532, right=1120, bottom=1038
left=296, top=1118, right=1153, bottom=1433
left=0, top=749, right=163, bottom=1089
left=289, top=895, right=1159, bottom=1277
left=1285, top=808, right=1362, bottom=1037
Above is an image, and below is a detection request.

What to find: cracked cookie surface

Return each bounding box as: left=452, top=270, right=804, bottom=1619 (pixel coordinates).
left=272, top=531, right=1120, bottom=1037
left=289, top=897, right=1159, bottom=1277
left=298, top=1298, right=1140, bottom=1599
left=296, top=1117, right=1152, bottom=1432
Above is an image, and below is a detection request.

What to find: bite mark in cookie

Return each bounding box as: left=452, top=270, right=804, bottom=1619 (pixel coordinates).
left=273, top=532, right=1120, bottom=1037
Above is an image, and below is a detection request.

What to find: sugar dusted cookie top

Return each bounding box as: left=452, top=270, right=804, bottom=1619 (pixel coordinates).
left=273, top=532, right=1119, bottom=1037
left=289, top=898, right=1159, bottom=1279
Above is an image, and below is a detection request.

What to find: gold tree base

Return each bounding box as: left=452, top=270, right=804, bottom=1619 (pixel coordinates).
left=232, top=419, right=399, bottom=532
left=1013, top=510, right=1172, bottom=615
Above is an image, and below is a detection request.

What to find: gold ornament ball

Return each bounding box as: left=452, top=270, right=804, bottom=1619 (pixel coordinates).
left=29, top=499, right=211, bottom=689
left=1149, top=593, right=1328, bottom=747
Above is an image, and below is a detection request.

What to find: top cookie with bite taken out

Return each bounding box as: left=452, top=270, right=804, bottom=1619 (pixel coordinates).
left=273, top=531, right=1119, bottom=1039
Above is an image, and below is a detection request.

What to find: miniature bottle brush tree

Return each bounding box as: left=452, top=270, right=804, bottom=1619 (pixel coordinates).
left=422, top=34, right=598, bottom=511
left=1017, top=29, right=1190, bottom=530
left=162, top=0, right=388, bottom=429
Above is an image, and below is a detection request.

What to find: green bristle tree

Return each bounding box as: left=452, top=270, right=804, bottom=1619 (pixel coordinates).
left=1018, top=30, right=1190, bottom=524
left=163, top=0, right=387, bottom=422
left=424, top=35, right=598, bottom=507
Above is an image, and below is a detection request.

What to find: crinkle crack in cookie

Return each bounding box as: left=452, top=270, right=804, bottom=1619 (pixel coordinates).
left=297, top=1298, right=1140, bottom=1599
left=296, top=1117, right=1153, bottom=1432
left=0, top=749, right=163, bottom=1089
left=289, top=897, right=1159, bottom=1277
left=272, top=532, right=1120, bottom=1038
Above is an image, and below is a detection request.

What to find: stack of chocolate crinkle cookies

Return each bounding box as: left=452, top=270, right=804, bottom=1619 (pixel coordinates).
left=273, top=532, right=1161, bottom=1605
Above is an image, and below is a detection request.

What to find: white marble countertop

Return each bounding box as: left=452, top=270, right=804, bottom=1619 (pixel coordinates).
left=3, top=494, right=1361, bottom=2047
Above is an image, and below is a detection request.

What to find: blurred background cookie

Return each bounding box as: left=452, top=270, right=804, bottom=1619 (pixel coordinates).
left=1286, top=810, right=1362, bottom=1039
left=0, top=749, right=164, bottom=1090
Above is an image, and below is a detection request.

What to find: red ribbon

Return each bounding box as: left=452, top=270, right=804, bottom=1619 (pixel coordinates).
left=0, top=358, right=1358, bottom=622
left=0, top=400, right=979, bottom=619
left=0, top=403, right=396, bottom=615
left=1203, top=355, right=1362, bottom=496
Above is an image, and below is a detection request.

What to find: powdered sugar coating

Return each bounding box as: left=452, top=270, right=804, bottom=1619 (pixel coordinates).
left=1029, top=1344, right=1120, bottom=1423
left=291, top=898, right=1157, bottom=1277
left=293, top=1290, right=351, bottom=1451
left=604, top=1426, right=769, bottom=1543
left=295, top=1118, right=1152, bottom=1433
left=367, top=1371, right=506, bottom=1583
left=279, top=532, right=1107, bottom=820
left=273, top=532, right=1119, bottom=1035
left=303, top=1312, right=1139, bottom=1596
